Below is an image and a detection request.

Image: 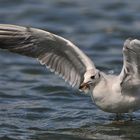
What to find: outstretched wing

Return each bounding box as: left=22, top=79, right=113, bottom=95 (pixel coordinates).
left=0, top=24, right=96, bottom=88
left=120, top=39, right=140, bottom=91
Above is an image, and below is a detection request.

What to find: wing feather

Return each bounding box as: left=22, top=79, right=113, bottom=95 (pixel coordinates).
left=0, top=24, right=96, bottom=88
left=120, top=39, right=140, bottom=89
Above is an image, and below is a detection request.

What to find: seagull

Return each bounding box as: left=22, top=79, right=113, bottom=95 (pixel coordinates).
left=0, top=24, right=140, bottom=121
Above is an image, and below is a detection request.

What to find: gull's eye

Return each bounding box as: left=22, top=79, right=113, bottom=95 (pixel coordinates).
left=91, top=75, right=95, bottom=79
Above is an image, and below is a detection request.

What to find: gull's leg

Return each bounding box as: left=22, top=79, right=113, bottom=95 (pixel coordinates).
left=112, top=112, right=133, bottom=124
left=112, top=113, right=126, bottom=124
left=115, top=113, right=122, bottom=121
left=129, top=114, right=133, bottom=121
left=128, top=110, right=133, bottom=121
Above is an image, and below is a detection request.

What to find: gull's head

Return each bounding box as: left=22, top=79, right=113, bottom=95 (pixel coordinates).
left=79, top=69, right=101, bottom=92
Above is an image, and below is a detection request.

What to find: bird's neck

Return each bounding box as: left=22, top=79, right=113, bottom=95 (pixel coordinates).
left=91, top=72, right=120, bottom=100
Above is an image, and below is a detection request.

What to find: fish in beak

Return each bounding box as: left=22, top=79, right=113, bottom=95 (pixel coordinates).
left=79, top=82, right=90, bottom=91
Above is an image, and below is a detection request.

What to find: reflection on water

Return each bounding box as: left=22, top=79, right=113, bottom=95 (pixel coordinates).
left=32, top=120, right=140, bottom=140
left=0, top=0, right=140, bottom=139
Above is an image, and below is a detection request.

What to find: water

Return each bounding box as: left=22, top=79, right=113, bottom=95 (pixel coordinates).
left=0, top=0, right=140, bottom=139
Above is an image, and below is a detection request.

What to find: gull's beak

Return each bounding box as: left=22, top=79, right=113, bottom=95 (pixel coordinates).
left=79, top=82, right=90, bottom=90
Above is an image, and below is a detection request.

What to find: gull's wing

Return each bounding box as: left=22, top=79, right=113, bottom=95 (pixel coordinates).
left=0, top=24, right=96, bottom=88
left=120, top=39, right=140, bottom=92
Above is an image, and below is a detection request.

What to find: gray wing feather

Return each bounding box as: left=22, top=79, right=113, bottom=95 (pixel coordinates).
left=120, top=39, right=140, bottom=89
left=0, top=24, right=96, bottom=88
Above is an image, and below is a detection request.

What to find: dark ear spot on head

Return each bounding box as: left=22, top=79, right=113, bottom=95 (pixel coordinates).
left=91, top=75, right=95, bottom=79
left=98, top=72, right=101, bottom=77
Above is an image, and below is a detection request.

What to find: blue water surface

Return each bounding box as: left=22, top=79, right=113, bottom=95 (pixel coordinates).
left=0, top=0, right=140, bottom=139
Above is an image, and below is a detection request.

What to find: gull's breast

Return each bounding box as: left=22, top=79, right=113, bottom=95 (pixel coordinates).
left=91, top=76, right=140, bottom=113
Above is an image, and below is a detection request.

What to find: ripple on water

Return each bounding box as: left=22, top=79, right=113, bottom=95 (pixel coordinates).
left=0, top=0, right=140, bottom=140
